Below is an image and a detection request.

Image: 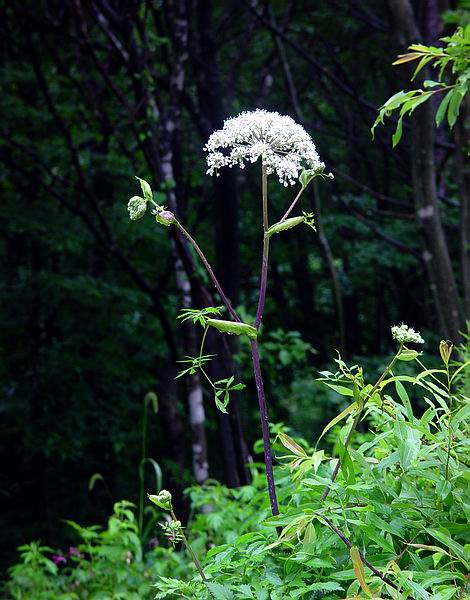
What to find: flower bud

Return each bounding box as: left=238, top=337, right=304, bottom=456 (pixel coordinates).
left=439, top=340, right=453, bottom=365
left=207, top=318, right=257, bottom=340
left=148, top=489, right=172, bottom=510
left=267, top=216, right=305, bottom=237
left=128, top=196, right=147, bottom=221
left=156, top=210, right=176, bottom=226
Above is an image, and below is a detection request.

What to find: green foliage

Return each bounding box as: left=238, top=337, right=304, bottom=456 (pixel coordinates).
left=4, top=501, right=189, bottom=599
left=7, top=343, right=468, bottom=599
left=372, top=24, right=470, bottom=145
left=155, top=343, right=469, bottom=598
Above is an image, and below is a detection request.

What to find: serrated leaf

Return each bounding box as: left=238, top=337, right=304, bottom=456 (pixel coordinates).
left=205, top=582, right=235, bottom=599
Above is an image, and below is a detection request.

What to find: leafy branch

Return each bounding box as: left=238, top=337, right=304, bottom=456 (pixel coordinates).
left=372, top=24, right=470, bottom=146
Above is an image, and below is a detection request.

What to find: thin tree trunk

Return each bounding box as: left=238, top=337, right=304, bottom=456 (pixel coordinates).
left=160, top=0, right=209, bottom=483
left=313, top=181, right=346, bottom=356
left=455, top=97, right=470, bottom=319
left=193, top=0, right=251, bottom=487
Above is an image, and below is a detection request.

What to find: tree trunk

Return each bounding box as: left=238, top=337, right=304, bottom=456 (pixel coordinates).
left=387, top=0, right=464, bottom=342
left=159, top=0, right=209, bottom=483
left=455, top=97, right=470, bottom=319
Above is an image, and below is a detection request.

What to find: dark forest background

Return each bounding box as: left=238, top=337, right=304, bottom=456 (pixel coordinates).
left=1, top=0, right=468, bottom=573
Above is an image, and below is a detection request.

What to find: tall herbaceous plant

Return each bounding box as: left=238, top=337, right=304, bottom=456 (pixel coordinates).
left=127, top=109, right=333, bottom=516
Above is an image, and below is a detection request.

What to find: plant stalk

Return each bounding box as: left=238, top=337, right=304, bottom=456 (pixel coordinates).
left=250, top=339, right=279, bottom=516
left=279, top=186, right=305, bottom=222
left=320, top=515, right=399, bottom=591
left=321, top=345, right=403, bottom=501
left=170, top=509, right=207, bottom=582
left=175, top=221, right=240, bottom=323
left=252, top=164, right=279, bottom=516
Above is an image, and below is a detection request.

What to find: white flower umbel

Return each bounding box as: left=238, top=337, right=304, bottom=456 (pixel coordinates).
left=204, top=109, right=330, bottom=186
left=391, top=324, right=424, bottom=345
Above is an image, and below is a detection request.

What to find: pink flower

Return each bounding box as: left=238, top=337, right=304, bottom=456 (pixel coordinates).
left=52, top=554, right=66, bottom=566
left=68, top=546, right=83, bottom=558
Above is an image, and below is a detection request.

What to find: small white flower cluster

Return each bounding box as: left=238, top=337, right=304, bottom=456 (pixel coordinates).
left=204, top=109, right=330, bottom=186
left=391, top=324, right=424, bottom=344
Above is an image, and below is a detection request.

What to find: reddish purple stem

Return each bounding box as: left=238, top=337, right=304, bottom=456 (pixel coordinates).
left=250, top=339, right=279, bottom=516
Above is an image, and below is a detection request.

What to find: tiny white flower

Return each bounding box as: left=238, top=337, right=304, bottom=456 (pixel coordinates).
left=391, top=324, right=424, bottom=344
left=204, top=109, right=331, bottom=186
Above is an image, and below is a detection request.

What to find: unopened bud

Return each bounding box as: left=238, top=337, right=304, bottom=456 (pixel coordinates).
left=128, top=196, right=147, bottom=221
left=148, top=489, right=172, bottom=510
left=267, top=216, right=305, bottom=237
left=156, top=210, right=176, bottom=226
left=439, top=340, right=453, bottom=365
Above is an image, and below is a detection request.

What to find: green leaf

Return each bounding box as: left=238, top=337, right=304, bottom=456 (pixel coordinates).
left=447, top=88, right=465, bottom=128
left=411, top=55, right=433, bottom=80
left=426, top=528, right=468, bottom=564
left=318, top=402, right=357, bottom=441
left=278, top=432, right=307, bottom=457
left=214, top=390, right=229, bottom=414
left=144, top=391, right=159, bottom=413
left=303, top=522, right=316, bottom=545
left=397, top=348, right=420, bottom=361
left=324, top=383, right=354, bottom=396
left=206, top=319, right=257, bottom=340
left=267, top=216, right=305, bottom=236
left=451, top=401, right=470, bottom=427
left=88, top=472, right=104, bottom=492
left=395, top=420, right=421, bottom=468
left=139, top=458, right=162, bottom=493
left=392, top=116, right=403, bottom=146
left=423, top=80, right=443, bottom=88
left=205, top=582, right=235, bottom=600
left=350, top=546, right=373, bottom=596
left=339, top=443, right=356, bottom=486
left=135, top=176, right=153, bottom=201
left=395, top=380, right=414, bottom=422
left=435, top=90, right=453, bottom=126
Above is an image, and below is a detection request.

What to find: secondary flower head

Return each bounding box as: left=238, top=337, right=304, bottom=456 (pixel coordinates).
left=204, top=109, right=331, bottom=186
left=391, top=324, right=424, bottom=345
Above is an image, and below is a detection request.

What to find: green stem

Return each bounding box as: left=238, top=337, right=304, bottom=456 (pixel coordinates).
left=321, top=344, right=403, bottom=501
left=279, top=185, right=305, bottom=222
left=138, top=399, right=148, bottom=535
left=445, top=362, right=452, bottom=481
left=174, top=221, right=240, bottom=323
left=170, top=509, right=207, bottom=582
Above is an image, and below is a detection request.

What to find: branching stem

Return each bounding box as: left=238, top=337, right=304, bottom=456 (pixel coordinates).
left=321, top=345, right=403, bottom=501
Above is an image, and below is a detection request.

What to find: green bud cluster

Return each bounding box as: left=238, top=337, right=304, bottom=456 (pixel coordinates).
left=148, top=489, right=172, bottom=510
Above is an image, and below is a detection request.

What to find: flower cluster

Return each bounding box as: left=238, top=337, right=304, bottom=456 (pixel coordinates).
left=160, top=519, right=184, bottom=547
left=204, top=109, right=330, bottom=186
left=391, top=324, right=424, bottom=344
